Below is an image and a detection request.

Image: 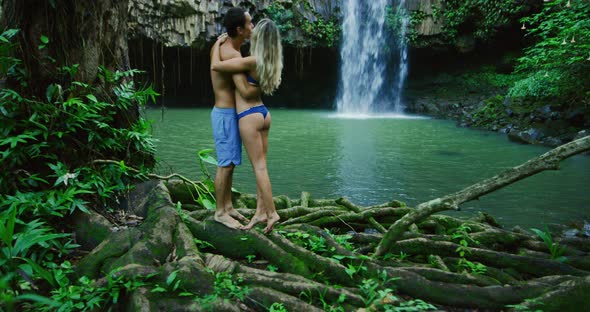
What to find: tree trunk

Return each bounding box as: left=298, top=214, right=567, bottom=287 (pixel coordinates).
left=2, top=0, right=129, bottom=87
left=1, top=0, right=137, bottom=127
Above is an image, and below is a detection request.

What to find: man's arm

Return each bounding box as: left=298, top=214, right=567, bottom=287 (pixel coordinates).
left=212, top=47, right=256, bottom=73
left=221, top=46, right=259, bottom=99
left=232, top=73, right=259, bottom=99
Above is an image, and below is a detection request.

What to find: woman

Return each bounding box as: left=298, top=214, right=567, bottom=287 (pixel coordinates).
left=210, top=18, right=283, bottom=233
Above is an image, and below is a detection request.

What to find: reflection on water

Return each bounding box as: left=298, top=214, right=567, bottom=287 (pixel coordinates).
left=336, top=119, right=377, bottom=202
left=327, top=113, right=428, bottom=120
left=146, top=108, right=590, bottom=228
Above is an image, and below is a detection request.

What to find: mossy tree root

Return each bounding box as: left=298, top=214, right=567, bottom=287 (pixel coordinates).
left=75, top=157, right=590, bottom=312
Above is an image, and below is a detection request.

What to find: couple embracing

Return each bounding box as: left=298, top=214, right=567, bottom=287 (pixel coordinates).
left=209, top=7, right=282, bottom=233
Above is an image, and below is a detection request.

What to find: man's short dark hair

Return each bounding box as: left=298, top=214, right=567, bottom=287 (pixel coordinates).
left=224, top=7, right=247, bottom=38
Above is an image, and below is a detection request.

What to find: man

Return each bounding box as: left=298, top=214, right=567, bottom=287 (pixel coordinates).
left=209, top=7, right=253, bottom=229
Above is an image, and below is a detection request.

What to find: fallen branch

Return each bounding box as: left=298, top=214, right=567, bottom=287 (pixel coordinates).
left=375, top=135, right=590, bottom=256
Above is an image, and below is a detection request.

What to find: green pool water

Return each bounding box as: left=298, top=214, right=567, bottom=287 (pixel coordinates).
left=146, top=108, right=590, bottom=229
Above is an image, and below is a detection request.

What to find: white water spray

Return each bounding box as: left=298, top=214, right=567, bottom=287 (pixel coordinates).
left=336, top=0, right=409, bottom=114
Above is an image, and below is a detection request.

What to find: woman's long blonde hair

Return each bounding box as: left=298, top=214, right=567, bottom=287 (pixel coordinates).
left=250, top=18, right=283, bottom=95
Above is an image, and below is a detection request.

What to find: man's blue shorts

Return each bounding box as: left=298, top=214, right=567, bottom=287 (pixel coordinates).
left=211, top=107, right=242, bottom=167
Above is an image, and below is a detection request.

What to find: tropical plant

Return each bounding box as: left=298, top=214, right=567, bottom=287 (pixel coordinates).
left=264, top=1, right=340, bottom=47
left=505, top=297, right=544, bottom=312
left=451, top=224, right=487, bottom=275
left=530, top=227, right=567, bottom=262
left=195, top=270, right=250, bottom=310
left=510, top=0, right=590, bottom=102
left=269, top=302, right=288, bottom=312
left=38, top=263, right=150, bottom=312
left=0, top=28, right=157, bottom=310
left=193, top=149, right=217, bottom=209
left=442, top=0, right=528, bottom=42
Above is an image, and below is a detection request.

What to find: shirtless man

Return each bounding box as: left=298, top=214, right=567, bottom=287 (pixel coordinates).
left=209, top=7, right=254, bottom=229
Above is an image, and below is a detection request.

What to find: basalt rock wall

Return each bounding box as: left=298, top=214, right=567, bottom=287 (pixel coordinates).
left=128, top=0, right=540, bottom=50
left=128, top=0, right=340, bottom=48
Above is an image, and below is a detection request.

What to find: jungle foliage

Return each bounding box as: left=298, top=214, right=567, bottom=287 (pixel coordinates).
left=0, top=28, right=157, bottom=310
left=440, top=0, right=529, bottom=42
left=509, top=0, right=590, bottom=103
left=264, top=0, right=340, bottom=48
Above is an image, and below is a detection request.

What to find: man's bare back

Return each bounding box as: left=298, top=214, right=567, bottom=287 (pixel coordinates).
left=210, top=42, right=242, bottom=109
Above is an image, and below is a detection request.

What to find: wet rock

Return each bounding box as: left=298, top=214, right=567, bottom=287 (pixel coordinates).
left=574, top=130, right=590, bottom=140
left=500, top=124, right=516, bottom=134
left=541, top=136, right=563, bottom=147
left=534, top=105, right=553, bottom=121
left=364, top=228, right=380, bottom=235
left=508, top=128, right=543, bottom=145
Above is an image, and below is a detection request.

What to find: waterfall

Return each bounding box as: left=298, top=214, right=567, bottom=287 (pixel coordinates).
left=394, top=2, right=409, bottom=113
left=336, top=0, right=409, bottom=115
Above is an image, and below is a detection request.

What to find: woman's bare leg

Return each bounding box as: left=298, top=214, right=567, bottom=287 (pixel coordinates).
left=260, top=113, right=279, bottom=232
left=240, top=113, right=279, bottom=232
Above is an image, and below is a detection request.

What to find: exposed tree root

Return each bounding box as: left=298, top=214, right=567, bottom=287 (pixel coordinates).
left=72, top=138, right=590, bottom=311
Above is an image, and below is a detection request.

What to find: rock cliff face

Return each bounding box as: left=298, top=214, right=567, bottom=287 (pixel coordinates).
left=405, top=0, right=443, bottom=36
left=128, top=0, right=533, bottom=50
left=128, top=0, right=448, bottom=48
left=128, top=0, right=340, bottom=48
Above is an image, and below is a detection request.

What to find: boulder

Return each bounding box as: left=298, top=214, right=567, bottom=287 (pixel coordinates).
left=574, top=130, right=590, bottom=141
left=507, top=128, right=543, bottom=145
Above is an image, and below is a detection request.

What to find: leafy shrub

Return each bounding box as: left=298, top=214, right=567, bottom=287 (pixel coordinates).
left=442, top=0, right=528, bottom=42
left=0, top=28, right=157, bottom=310
left=510, top=0, right=590, bottom=102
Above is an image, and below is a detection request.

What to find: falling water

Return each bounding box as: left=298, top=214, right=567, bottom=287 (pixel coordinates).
left=394, top=2, right=410, bottom=113
left=336, top=0, right=409, bottom=115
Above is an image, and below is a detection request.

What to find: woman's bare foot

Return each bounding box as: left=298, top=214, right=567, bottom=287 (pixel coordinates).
left=226, top=208, right=249, bottom=224
left=214, top=212, right=243, bottom=229
left=264, top=212, right=280, bottom=233
left=241, top=212, right=267, bottom=230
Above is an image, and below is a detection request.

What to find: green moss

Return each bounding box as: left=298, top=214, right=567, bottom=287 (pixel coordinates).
left=264, top=1, right=341, bottom=47
left=188, top=220, right=312, bottom=278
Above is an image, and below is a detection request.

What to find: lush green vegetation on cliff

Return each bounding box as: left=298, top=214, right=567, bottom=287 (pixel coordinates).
left=441, top=0, right=529, bottom=43
left=510, top=0, right=589, bottom=102
left=264, top=1, right=340, bottom=48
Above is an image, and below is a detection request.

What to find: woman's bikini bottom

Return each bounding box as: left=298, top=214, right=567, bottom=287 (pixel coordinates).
left=237, top=104, right=268, bottom=121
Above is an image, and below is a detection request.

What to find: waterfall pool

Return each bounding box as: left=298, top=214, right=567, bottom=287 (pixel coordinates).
left=147, top=108, right=590, bottom=229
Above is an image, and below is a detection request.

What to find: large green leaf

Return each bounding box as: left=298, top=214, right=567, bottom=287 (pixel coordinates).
left=0, top=207, right=17, bottom=247
left=16, top=293, right=60, bottom=307
left=198, top=149, right=218, bottom=166
left=198, top=196, right=216, bottom=210
left=12, top=220, right=69, bottom=256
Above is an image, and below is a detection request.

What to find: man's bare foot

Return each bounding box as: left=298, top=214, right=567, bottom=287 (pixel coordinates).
left=264, top=212, right=280, bottom=234
left=241, top=212, right=267, bottom=230
left=214, top=212, right=243, bottom=229
left=226, top=208, right=249, bottom=224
